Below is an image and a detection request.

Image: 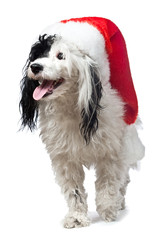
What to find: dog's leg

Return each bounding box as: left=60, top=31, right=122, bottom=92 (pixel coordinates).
left=53, top=159, right=90, bottom=228
left=95, top=158, right=128, bottom=222
left=119, top=174, right=130, bottom=210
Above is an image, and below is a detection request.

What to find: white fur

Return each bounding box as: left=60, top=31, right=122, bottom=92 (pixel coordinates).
left=28, top=32, right=145, bottom=228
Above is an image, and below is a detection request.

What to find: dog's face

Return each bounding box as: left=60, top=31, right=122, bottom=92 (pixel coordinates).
left=27, top=34, right=80, bottom=101
left=20, top=34, right=102, bottom=143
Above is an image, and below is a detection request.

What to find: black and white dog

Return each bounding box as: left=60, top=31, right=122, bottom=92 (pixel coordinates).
left=20, top=18, right=144, bottom=228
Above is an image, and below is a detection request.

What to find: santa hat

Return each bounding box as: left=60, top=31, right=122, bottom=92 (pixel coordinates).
left=42, top=17, right=138, bottom=125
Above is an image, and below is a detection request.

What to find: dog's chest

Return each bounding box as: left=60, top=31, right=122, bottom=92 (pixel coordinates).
left=39, top=108, right=103, bottom=166
left=39, top=103, right=82, bottom=146
left=38, top=99, right=124, bottom=166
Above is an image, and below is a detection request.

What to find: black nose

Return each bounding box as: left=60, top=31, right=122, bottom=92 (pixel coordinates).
left=30, top=63, right=43, bottom=74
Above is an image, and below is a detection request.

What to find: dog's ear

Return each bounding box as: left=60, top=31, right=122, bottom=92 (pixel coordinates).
left=19, top=65, right=39, bottom=131
left=78, top=56, right=102, bottom=144
left=19, top=35, right=56, bottom=131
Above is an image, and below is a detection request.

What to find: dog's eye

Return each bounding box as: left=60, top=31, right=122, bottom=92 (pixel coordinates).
left=57, top=52, right=64, bottom=60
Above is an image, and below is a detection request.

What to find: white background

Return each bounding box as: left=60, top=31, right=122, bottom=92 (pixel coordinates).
left=0, top=0, right=160, bottom=239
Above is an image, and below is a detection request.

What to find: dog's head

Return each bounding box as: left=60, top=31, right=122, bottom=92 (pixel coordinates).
left=20, top=34, right=102, bottom=143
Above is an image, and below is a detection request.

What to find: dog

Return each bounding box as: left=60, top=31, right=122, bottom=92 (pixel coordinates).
left=19, top=17, right=145, bottom=228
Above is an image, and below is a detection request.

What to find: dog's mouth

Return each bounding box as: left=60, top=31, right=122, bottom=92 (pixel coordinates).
left=33, top=78, right=64, bottom=100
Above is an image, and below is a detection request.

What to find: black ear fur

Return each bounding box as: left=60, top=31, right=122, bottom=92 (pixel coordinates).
left=19, top=68, right=39, bottom=131
left=19, top=34, right=56, bottom=131
left=80, top=65, right=102, bottom=144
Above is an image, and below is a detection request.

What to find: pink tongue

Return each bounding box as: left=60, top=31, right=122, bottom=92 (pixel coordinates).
left=33, top=80, right=54, bottom=100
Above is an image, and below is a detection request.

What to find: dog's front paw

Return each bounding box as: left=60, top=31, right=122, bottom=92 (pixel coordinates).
left=63, top=212, right=90, bottom=228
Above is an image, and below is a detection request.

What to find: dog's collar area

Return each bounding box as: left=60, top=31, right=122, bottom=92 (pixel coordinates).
left=33, top=79, right=64, bottom=100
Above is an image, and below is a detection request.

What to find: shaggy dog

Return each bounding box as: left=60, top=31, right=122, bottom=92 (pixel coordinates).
left=19, top=18, right=145, bottom=228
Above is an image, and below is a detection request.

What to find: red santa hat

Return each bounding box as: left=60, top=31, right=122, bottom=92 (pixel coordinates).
left=43, top=17, right=138, bottom=124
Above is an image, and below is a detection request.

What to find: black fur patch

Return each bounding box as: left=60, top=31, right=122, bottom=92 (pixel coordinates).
left=80, top=66, right=102, bottom=144
left=29, top=34, right=56, bottom=62
left=19, top=75, right=39, bottom=130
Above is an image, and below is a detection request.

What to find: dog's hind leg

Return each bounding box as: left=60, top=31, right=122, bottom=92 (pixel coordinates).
left=53, top=158, right=90, bottom=228
left=119, top=174, right=130, bottom=210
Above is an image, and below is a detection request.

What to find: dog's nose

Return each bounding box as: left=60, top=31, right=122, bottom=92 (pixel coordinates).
left=30, top=63, right=43, bottom=74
